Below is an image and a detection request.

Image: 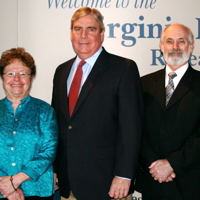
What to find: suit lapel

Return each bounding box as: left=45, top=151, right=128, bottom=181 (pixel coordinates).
left=153, top=69, right=166, bottom=109
left=61, top=58, right=76, bottom=120
left=71, top=49, right=109, bottom=117
left=166, top=66, right=194, bottom=109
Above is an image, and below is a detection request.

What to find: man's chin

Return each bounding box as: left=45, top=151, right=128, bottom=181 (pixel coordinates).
left=165, top=55, right=189, bottom=67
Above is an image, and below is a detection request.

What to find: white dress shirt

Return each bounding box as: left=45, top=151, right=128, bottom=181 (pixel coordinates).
left=165, top=63, right=189, bottom=89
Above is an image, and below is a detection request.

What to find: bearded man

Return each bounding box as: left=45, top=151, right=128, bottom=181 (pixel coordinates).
left=135, top=24, right=200, bottom=200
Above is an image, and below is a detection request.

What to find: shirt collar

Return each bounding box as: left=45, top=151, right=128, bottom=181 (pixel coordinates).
left=165, top=62, right=189, bottom=79
left=165, top=62, right=189, bottom=88
left=75, top=46, right=103, bottom=67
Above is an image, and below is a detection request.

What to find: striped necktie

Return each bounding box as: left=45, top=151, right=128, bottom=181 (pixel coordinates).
left=166, top=72, right=177, bottom=105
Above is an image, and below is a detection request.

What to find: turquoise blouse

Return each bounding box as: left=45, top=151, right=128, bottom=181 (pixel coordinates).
left=0, top=95, right=58, bottom=197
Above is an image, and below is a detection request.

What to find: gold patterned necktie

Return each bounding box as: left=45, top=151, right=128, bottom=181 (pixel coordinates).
left=166, top=72, right=177, bottom=105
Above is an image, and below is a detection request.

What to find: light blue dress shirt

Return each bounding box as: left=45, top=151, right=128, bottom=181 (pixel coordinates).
left=0, top=95, right=58, bottom=197
left=67, top=47, right=103, bottom=95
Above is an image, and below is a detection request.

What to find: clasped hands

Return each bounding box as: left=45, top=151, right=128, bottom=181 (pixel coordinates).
left=149, top=159, right=176, bottom=183
left=0, top=175, right=25, bottom=200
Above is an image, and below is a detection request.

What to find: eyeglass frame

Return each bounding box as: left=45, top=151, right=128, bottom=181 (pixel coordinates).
left=3, top=71, right=32, bottom=78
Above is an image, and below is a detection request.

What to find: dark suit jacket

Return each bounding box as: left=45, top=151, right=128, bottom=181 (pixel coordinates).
left=136, top=65, right=200, bottom=200
left=52, top=48, right=143, bottom=200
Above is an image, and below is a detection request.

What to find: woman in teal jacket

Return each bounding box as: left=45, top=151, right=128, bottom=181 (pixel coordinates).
left=0, top=48, right=58, bottom=200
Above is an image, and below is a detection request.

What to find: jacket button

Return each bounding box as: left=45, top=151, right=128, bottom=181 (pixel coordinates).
left=68, top=126, right=72, bottom=129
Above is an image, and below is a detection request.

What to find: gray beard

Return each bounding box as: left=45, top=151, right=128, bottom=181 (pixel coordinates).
left=163, top=49, right=190, bottom=67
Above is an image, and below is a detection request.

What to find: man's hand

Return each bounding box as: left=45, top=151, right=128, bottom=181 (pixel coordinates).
left=108, top=177, right=131, bottom=199
left=165, top=172, right=176, bottom=182
left=149, top=159, right=176, bottom=183
left=54, top=173, right=59, bottom=190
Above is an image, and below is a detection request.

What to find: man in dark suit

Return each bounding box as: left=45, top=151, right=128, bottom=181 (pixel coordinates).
left=135, top=23, right=200, bottom=200
left=52, top=7, right=143, bottom=200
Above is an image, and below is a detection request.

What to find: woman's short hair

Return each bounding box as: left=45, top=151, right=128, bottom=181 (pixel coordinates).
left=0, top=47, right=36, bottom=77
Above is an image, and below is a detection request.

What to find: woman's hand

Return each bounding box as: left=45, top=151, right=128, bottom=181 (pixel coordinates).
left=0, top=176, right=16, bottom=197
left=7, top=188, right=25, bottom=200
left=0, top=173, right=30, bottom=198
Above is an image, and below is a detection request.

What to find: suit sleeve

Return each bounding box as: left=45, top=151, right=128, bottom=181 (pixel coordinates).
left=114, top=60, right=143, bottom=179
left=167, top=127, right=200, bottom=176
left=139, top=130, right=160, bottom=170
left=138, top=75, right=164, bottom=170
